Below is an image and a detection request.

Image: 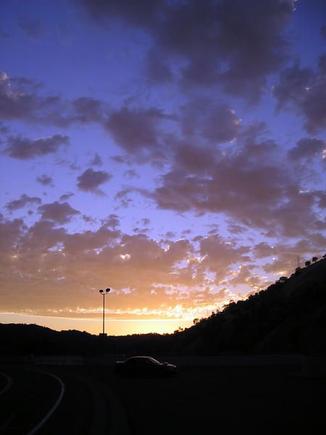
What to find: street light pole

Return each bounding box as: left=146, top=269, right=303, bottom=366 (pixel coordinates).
left=99, top=288, right=110, bottom=336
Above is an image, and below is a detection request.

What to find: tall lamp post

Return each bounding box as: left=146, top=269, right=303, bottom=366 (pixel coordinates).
left=99, top=288, right=110, bottom=336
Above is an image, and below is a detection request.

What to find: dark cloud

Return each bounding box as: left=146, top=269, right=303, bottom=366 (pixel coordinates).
left=151, top=131, right=323, bottom=237
left=38, top=201, right=80, bottom=224
left=106, top=107, right=166, bottom=153
left=0, top=217, right=25, bottom=251
left=253, top=242, right=275, bottom=258
left=274, top=60, right=326, bottom=132
left=199, top=234, right=250, bottom=277
left=315, top=191, right=326, bottom=209
left=274, top=63, right=313, bottom=108
left=6, top=194, right=42, bottom=212
left=181, top=98, right=241, bottom=143
left=172, top=142, right=217, bottom=175
left=146, top=49, right=174, bottom=83
left=1, top=206, right=324, bottom=314
left=5, top=134, right=69, bottom=159
left=288, top=137, right=325, bottom=160
left=64, top=225, right=120, bottom=254
left=72, top=97, right=106, bottom=123
left=0, top=72, right=63, bottom=123
left=20, top=218, right=66, bottom=251
left=77, top=168, right=111, bottom=192
left=79, top=0, right=296, bottom=100
left=0, top=72, right=107, bottom=126
left=59, top=192, right=74, bottom=201
left=36, top=174, right=54, bottom=186
left=114, top=188, right=130, bottom=207
left=101, top=103, right=239, bottom=165
left=102, top=214, right=120, bottom=229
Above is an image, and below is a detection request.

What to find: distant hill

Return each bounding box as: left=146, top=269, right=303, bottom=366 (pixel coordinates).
left=174, top=257, right=326, bottom=355
left=1, top=257, right=325, bottom=356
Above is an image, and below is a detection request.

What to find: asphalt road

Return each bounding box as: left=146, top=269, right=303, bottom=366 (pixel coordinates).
left=100, top=361, right=326, bottom=435
left=0, top=365, right=123, bottom=435
left=0, top=358, right=325, bottom=435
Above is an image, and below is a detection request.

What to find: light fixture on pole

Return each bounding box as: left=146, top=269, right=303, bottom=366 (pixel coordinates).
left=99, top=288, right=110, bottom=336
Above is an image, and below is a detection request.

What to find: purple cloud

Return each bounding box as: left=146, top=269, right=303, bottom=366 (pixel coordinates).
left=180, top=98, right=241, bottom=143
left=38, top=201, right=80, bottom=223
left=6, top=194, right=42, bottom=212
left=5, top=134, right=69, bottom=159
left=274, top=59, right=326, bottom=133
left=36, top=174, right=54, bottom=186
left=79, top=0, right=296, bottom=101
left=77, top=168, right=111, bottom=192
left=288, top=137, right=325, bottom=161
left=0, top=72, right=107, bottom=126
left=106, top=107, right=165, bottom=153
left=149, top=131, right=323, bottom=237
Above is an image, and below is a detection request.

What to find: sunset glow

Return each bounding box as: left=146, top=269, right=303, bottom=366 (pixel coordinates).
left=0, top=0, right=325, bottom=335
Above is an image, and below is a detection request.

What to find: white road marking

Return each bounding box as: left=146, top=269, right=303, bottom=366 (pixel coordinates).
left=26, top=371, right=65, bottom=435
left=0, top=372, right=12, bottom=396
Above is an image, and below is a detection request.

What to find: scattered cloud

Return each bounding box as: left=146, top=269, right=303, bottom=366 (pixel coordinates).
left=77, top=168, right=111, bottom=192
left=6, top=194, right=42, bottom=212
left=0, top=71, right=107, bottom=126
left=106, top=107, right=167, bottom=155
left=288, top=137, right=325, bottom=161
left=1, top=0, right=325, bottom=328
left=150, top=130, right=323, bottom=237
left=59, top=192, right=74, bottom=201
left=38, top=201, right=80, bottom=223
left=72, top=97, right=106, bottom=123
left=36, top=174, right=54, bottom=186
left=79, top=0, right=296, bottom=101
left=274, top=59, right=326, bottom=132
left=180, top=98, right=241, bottom=143
left=5, top=134, right=69, bottom=159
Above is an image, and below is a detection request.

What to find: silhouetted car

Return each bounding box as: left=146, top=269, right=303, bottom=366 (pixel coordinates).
left=114, top=356, right=177, bottom=377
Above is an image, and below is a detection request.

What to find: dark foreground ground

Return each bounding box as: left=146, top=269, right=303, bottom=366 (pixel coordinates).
left=0, top=356, right=325, bottom=435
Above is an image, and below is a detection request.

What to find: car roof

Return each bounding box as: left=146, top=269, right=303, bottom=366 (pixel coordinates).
left=127, top=356, right=160, bottom=362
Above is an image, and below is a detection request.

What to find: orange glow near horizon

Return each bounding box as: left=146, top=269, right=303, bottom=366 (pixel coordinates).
left=0, top=312, right=193, bottom=336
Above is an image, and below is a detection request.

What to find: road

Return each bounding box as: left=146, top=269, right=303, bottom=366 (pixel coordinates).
left=0, top=358, right=325, bottom=435
left=99, top=357, right=326, bottom=435
left=0, top=365, right=128, bottom=435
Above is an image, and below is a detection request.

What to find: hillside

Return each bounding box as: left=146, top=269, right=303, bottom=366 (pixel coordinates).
left=174, top=257, right=326, bottom=355
left=0, top=258, right=325, bottom=356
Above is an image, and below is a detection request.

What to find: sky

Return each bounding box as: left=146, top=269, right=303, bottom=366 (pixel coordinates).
left=0, top=0, right=326, bottom=335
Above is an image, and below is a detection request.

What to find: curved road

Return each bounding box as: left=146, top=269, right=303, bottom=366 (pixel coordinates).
left=0, top=368, right=65, bottom=434
left=0, top=365, right=129, bottom=435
